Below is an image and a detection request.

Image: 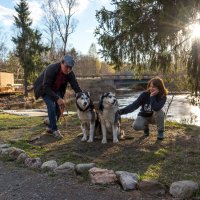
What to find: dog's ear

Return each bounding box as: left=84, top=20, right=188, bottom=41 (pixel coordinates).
left=86, top=91, right=90, bottom=97
left=99, top=94, right=104, bottom=111
left=75, top=92, right=82, bottom=98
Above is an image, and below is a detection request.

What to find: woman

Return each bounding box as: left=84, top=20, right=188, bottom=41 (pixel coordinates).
left=119, top=77, right=168, bottom=140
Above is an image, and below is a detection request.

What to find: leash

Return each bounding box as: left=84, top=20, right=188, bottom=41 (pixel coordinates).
left=58, top=105, right=68, bottom=125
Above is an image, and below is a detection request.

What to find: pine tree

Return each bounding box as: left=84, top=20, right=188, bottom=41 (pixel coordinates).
left=12, top=0, right=48, bottom=96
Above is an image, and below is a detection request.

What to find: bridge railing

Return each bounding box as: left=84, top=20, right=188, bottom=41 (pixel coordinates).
left=76, top=74, right=153, bottom=80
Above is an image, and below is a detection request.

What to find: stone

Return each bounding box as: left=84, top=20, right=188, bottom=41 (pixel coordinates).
left=1, top=147, right=24, bottom=160
left=54, top=162, right=75, bottom=175
left=75, top=163, right=96, bottom=174
left=0, top=147, right=15, bottom=155
left=89, top=167, right=117, bottom=185
left=8, top=148, right=24, bottom=160
left=170, top=180, right=199, bottom=199
left=138, top=180, right=166, bottom=196
left=55, top=162, right=75, bottom=170
left=41, top=160, right=58, bottom=171
left=0, top=143, right=11, bottom=149
left=43, top=117, right=49, bottom=125
left=25, top=158, right=42, bottom=169
left=115, top=171, right=139, bottom=190
left=17, top=153, right=29, bottom=163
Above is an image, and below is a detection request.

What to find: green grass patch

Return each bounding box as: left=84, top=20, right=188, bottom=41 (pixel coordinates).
left=0, top=114, right=43, bottom=130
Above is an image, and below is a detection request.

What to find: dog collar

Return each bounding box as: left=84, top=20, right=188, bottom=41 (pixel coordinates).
left=76, top=102, right=90, bottom=112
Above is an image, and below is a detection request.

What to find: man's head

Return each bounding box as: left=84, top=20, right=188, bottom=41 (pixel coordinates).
left=61, top=55, right=75, bottom=74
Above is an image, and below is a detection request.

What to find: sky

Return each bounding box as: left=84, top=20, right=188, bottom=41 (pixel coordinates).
left=0, top=0, right=113, bottom=55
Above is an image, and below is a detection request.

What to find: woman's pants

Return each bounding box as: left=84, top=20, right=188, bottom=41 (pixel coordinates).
left=133, top=110, right=165, bottom=132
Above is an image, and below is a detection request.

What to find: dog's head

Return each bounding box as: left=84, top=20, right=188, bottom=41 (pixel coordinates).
left=76, top=92, right=91, bottom=111
left=99, top=92, right=118, bottom=111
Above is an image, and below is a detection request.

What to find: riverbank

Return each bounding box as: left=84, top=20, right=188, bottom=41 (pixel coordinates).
left=0, top=105, right=200, bottom=199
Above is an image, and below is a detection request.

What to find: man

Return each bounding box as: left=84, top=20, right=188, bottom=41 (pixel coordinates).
left=34, top=55, right=82, bottom=139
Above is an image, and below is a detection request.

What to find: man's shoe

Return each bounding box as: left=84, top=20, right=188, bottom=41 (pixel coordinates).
left=143, top=129, right=149, bottom=137
left=157, top=131, right=164, bottom=140
left=52, top=130, right=64, bottom=139
left=46, top=127, right=53, bottom=134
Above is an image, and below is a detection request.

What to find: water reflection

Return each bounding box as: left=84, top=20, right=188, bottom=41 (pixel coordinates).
left=117, top=92, right=200, bottom=126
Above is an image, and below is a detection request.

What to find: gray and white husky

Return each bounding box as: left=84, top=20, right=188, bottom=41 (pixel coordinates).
left=76, top=92, right=100, bottom=142
left=98, top=92, right=124, bottom=144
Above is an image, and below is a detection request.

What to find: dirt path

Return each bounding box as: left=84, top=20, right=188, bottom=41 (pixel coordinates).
left=0, top=160, right=175, bottom=200
left=0, top=160, right=133, bottom=200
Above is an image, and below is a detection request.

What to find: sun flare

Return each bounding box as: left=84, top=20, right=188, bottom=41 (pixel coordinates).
left=190, top=23, right=200, bottom=38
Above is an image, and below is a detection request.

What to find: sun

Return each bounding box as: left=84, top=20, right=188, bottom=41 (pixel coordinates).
left=190, top=23, right=200, bottom=38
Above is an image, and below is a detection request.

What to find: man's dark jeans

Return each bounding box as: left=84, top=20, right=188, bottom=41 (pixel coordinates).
left=42, top=93, right=61, bottom=131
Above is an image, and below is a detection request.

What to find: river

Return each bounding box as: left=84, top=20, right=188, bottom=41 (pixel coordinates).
left=117, top=91, right=200, bottom=126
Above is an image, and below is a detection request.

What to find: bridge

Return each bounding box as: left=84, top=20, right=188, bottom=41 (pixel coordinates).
left=77, top=74, right=152, bottom=88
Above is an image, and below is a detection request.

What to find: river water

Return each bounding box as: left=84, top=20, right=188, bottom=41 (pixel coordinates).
left=117, top=91, right=200, bottom=126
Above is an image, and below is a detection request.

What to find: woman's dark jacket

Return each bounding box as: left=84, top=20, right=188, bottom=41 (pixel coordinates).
left=119, top=91, right=166, bottom=117
left=33, top=62, right=82, bottom=101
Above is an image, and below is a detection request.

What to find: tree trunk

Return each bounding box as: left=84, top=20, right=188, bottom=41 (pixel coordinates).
left=24, top=68, right=28, bottom=97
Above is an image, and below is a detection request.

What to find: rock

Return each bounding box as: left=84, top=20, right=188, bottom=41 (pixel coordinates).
left=17, top=153, right=29, bottom=163
left=115, top=171, right=139, bottom=190
left=170, top=180, right=199, bottom=199
left=0, top=143, right=11, bottom=149
left=0, top=147, right=15, bottom=155
left=75, top=163, right=96, bottom=174
left=25, top=158, right=42, bottom=169
left=55, top=162, right=74, bottom=170
left=1, top=147, right=24, bottom=160
left=54, top=162, right=75, bottom=175
left=89, top=167, right=117, bottom=185
left=138, top=180, right=166, bottom=196
left=41, top=160, right=58, bottom=171
left=9, top=148, right=24, bottom=160
left=43, top=117, right=49, bottom=125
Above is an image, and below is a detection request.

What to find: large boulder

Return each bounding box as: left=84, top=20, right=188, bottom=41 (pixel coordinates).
left=89, top=167, right=117, bottom=185
left=75, top=163, right=96, bottom=174
left=115, top=171, right=139, bottom=190
left=25, top=157, right=42, bottom=169
left=41, top=160, right=58, bottom=171
left=138, top=180, right=166, bottom=196
left=55, top=162, right=75, bottom=175
left=1, top=147, right=24, bottom=160
left=17, top=153, right=29, bottom=163
left=170, top=180, right=199, bottom=199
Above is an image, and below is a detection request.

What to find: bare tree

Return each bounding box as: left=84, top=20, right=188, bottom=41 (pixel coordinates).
left=45, top=0, right=78, bottom=55
left=42, top=0, right=58, bottom=60
left=0, top=29, right=8, bottom=63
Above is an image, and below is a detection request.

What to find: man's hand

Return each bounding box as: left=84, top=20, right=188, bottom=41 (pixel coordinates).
left=57, top=98, right=65, bottom=107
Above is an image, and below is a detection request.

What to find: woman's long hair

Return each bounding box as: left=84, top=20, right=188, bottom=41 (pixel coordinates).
left=147, top=77, right=168, bottom=97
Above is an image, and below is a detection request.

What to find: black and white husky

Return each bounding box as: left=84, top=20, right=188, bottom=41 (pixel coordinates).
left=76, top=92, right=99, bottom=142
left=99, top=92, right=124, bottom=144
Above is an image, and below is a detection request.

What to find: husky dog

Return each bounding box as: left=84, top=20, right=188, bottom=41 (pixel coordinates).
left=98, top=92, right=124, bottom=144
left=76, top=92, right=99, bottom=142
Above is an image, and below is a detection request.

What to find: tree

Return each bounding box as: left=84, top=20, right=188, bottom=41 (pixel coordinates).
left=0, top=28, right=8, bottom=63
left=42, top=0, right=58, bottom=61
left=46, top=0, right=78, bottom=55
left=12, top=0, right=48, bottom=96
left=95, top=0, right=200, bottom=94
left=88, top=43, right=98, bottom=58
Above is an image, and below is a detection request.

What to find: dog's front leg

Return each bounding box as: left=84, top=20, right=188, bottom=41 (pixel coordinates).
left=88, top=122, right=95, bottom=142
left=81, top=124, right=87, bottom=142
left=112, top=125, right=119, bottom=143
left=101, top=123, right=107, bottom=144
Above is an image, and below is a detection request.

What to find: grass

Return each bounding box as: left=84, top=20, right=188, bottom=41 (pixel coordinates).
left=0, top=110, right=200, bottom=188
